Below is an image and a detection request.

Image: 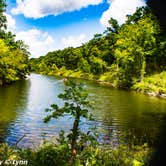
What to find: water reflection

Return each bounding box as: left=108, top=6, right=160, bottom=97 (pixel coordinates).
left=0, top=73, right=166, bottom=148
left=0, top=80, right=30, bottom=143
left=87, top=85, right=166, bottom=146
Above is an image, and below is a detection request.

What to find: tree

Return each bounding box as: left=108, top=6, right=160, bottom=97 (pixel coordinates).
left=29, top=6, right=165, bottom=90
left=0, top=0, right=7, bottom=30
left=113, top=7, right=160, bottom=87
left=0, top=39, right=29, bottom=85
left=44, top=80, right=94, bottom=162
left=108, top=18, right=120, bottom=33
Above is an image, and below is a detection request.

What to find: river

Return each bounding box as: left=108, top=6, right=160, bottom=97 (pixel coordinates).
left=0, top=73, right=166, bottom=148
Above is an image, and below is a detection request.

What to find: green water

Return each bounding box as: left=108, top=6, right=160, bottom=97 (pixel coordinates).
left=0, top=73, right=166, bottom=147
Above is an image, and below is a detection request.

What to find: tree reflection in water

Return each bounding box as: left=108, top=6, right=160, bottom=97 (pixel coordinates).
left=0, top=80, right=30, bottom=144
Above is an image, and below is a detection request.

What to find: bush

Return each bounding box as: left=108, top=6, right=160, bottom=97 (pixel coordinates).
left=132, top=71, right=166, bottom=94
left=0, top=142, right=152, bottom=166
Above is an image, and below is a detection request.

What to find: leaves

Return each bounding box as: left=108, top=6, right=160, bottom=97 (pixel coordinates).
left=0, top=0, right=7, bottom=30
left=44, top=80, right=92, bottom=123
left=0, top=1, right=29, bottom=85
left=44, top=80, right=95, bottom=160
left=0, top=39, right=29, bottom=85
left=30, top=6, right=165, bottom=89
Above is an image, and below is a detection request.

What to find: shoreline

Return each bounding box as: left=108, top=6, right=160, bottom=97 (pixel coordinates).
left=35, top=71, right=166, bottom=100
left=144, top=91, right=166, bottom=99
left=3, top=71, right=165, bottom=99
left=97, top=80, right=166, bottom=99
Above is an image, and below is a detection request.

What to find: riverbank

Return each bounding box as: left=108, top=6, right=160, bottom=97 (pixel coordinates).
left=37, top=69, right=166, bottom=99
left=0, top=142, right=152, bottom=166
left=0, top=75, right=30, bottom=86
left=132, top=71, right=166, bottom=99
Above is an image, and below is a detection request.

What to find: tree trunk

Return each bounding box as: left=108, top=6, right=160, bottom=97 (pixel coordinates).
left=71, top=110, right=80, bottom=160
left=141, top=60, right=146, bottom=82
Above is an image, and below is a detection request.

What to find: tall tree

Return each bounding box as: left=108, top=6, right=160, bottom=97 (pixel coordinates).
left=0, top=0, right=6, bottom=30
left=113, top=7, right=160, bottom=87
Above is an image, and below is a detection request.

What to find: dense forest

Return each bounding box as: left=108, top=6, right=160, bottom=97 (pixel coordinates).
left=0, top=0, right=166, bottom=94
left=0, top=0, right=29, bottom=85
left=30, top=7, right=166, bottom=94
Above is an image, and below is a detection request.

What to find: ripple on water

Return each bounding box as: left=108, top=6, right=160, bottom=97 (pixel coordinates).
left=1, top=74, right=166, bottom=148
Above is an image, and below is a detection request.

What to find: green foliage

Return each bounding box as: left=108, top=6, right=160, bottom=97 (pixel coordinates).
left=30, top=6, right=166, bottom=93
left=0, top=0, right=29, bottom=85
left=0, top=143, right=19, bottom=161
left=45, top=80, right=90, bottom=122
left=44, top=80, right=95, bottom=161
left=132, top=71, right=166, bottom=94
left=108, top=18, right=120, bottom=33
left=89, top=56, right=107, bottom=75
left=0, top=39, right=29, bottom=85
left=0, top=0, right=7, bottom=30
left=0, top=142, right=152, bottom=166
left=113, top=7, right=161, bottom=87
left=44, top=80, right=92, bottom=122
left=19, top=142, right=71, bottom=166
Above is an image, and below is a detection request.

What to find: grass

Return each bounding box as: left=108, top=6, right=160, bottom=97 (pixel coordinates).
left=42, top=68, right=96, bottom=80
left=132, top=71, right=166, bottom=95
left=0, top=142, right=152, bottom=166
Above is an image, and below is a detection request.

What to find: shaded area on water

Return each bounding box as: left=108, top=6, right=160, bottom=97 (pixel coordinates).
left=0, top=80, right=29, bottom=143
left=0, top=73, right=166, bottom=148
